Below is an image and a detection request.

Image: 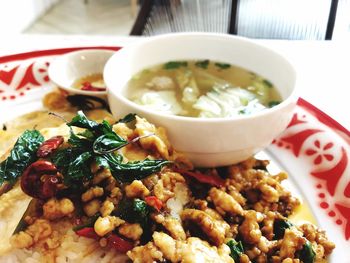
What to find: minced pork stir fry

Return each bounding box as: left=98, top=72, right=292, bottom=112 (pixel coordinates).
left=0, top=111, right=334, bottom=263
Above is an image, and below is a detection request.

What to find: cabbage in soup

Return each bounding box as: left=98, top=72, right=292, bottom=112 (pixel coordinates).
left=126, top=60, right=282, bottom=118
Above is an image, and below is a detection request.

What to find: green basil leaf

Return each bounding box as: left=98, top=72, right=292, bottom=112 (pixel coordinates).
left=94, top=155, right=110, bottom=169
left=97, top=120, right=113, bottom=135
left=93, top=133, right=128, bottom=153
left=67, top=111, right=99, bottom=130
left=117, top=113, right=136, bottom=123
left=299, top=240, right=316, bottom=263
left=227, top=239, right=244, bottom=261
left=53, top=148, right=90, bottom=188
left=163, top=61, right=188, bottom=70
left=195, top=60, right=210, bottom=69
left=0, top=130, right=44, bottom=185
left=273, top=219, right=293, bottom=239
left=52, top=148, right=73, bottom=169
left=78, top=130, right=95, bottom=140
left=105, top=154, right=170, bottom=183
left=68, top=129, right=92, bottom=149
left=73, top=213, right=101, bottom=231
left=67, top=152, right=93, bottom=180
left=115, top=198, right=150, bottom=226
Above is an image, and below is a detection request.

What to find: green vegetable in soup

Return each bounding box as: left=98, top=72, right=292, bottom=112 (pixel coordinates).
left=263, top=79, right=273, bottom=88
left=163, top=61, right=188, bottom=70
left=214, top=62, right=231, bottom=69
left=268, top=100, right=281, bottom=107
left=195, top=59, right=210, bottom=69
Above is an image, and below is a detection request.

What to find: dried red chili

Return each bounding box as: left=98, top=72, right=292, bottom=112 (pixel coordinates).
left=81, top=82, right=106, bottom=92
left=37, top=135, right=64, bottom=158
left=20, top=160, right=61, bottom=199
left=145, top=196, right=163, bottom=212
left=74, top=228, right=133, bottom=253
left=75, top=227, right=100, bottom=239
left=107, top=233, right=134, bottom=253
left=175, top=168, right=225, bottom=187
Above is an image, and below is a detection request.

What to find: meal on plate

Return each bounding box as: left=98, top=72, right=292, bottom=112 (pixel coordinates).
left=126, top=60, right=282, bottom=117
left=0, top=91, right=334, bottom=263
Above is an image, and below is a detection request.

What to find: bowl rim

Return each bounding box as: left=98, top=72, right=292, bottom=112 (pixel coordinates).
left=105, top=32, right=299, bottom=123
left=48, top=49, right=116, bottom=95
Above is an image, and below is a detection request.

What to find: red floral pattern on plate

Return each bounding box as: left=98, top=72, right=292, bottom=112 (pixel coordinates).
left=305, top=140, right=334, bottom=165
left=272, top=98, right=350, bottom=242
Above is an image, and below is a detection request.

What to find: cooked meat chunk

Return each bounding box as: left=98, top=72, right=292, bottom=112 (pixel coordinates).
left=43, top=198, right=74, bottom=220
left=152, top=232, right=234, bottom=263
left=239, top=210, right=264, bottom=244
left=94, top=216, right=124, bottom=237
left=81, top=187, right=104, bottom=202
left=127, top=241, right=164, bottom=263
left=10, top=231, right=34, bottom=249
left=279, top=228, right=305, bottom=259
left=100, top=200, right=115, bottom=217
left=135, top=116, right=171, bottom=159
left=83, top=199, right=101, bottom=217
left=125, top=180, right=150, bottom=198
left=154, top=214, right=186, bottom=240
left=152, top=232, right=177, bottom=261
left=181, top=209, right=229, bottom=246
left=208, top=188, right=244, bottom=216
left=118, top=223, right=143, bottom=241
left=11, top=219, right=52, bottom=249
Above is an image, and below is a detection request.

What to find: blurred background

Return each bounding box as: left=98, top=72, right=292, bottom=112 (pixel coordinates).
left=0, top=0, right=349, bottom=40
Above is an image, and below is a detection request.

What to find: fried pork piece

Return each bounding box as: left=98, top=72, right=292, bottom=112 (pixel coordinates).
left=128, top=232, right=234, bottom=263
left=135, top=116, right=172, bottom=159
left=11, top=219, right=52, bottom=249
left=154, top=214, right=186, bottom=240
left=239, top=210, right=264, bottom=244
left=279, top=227, right=305, bottom=259
left=208, top=187, right=244, bottom=216
left=125, top=180, right=150, bottom=198
left=227, top=158, right=300, bottom=216
left=181, top=209, right=230, bottom=246
left=43, top=198, right=75, bottom=220
left=118, top=223, right=143, bottom=241
left=155, top=171, right=191, bottom=219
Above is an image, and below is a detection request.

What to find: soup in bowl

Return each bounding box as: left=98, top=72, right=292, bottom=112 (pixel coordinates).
left=104, top=33, right=297, bottom=167
left=126, top=59, right=282, bottom=118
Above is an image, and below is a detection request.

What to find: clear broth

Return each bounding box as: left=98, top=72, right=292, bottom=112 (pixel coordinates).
left=126, top=60, right=282, bottom=118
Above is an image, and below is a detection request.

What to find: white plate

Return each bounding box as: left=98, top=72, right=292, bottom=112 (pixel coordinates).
left=0, top=47, right=349, bottom=261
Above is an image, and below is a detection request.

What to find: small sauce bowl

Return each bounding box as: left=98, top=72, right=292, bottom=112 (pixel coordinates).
left=48, top=49, right=115, bottom=97
left=104, top=33, right=298, bottom=167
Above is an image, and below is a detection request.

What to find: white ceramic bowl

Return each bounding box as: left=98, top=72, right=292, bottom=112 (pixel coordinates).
left=48, top=49, right=115, bottom=97
left=104, top=33, right=298, bottom=167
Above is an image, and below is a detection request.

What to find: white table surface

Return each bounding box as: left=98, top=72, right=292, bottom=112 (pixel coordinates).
left=0, top=34, right=349, bottom=130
